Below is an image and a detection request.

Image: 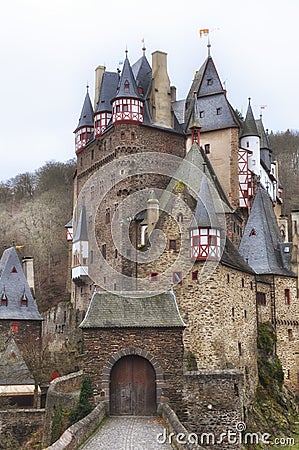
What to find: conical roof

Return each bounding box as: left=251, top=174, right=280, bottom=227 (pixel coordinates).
left=73, top=205, right=88, bottom=243
left=193, top=174, right=221, bottom=228
left=239, top=188, right=295, bottom=276
left=75, top=90, right=94, bottom=132
left=114, top=53, right=142, bottom=100
left=240, top=99, right=259, bottom=138
left=132, top=53, right=152, bottom=97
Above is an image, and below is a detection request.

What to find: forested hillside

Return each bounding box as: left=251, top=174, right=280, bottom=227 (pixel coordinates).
left=0, top=160, right=76, bottom=311
left=269, top=130, right=299, bottom=214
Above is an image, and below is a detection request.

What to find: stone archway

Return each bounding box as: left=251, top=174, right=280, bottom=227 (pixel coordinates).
left=99, top=348, right=165, bottom=414
left=110, top=355, right=156, bottom=415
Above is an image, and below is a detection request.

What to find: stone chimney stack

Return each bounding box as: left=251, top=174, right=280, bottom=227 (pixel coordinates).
left=94, top=65, right=105, bottom=110
left=147, top=192, right=160, bottom=236
left=22, top=256, right=35, bottom=296
left=150, top=51, right=172, bottom=128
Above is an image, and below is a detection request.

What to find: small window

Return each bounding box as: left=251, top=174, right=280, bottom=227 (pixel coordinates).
left=216, top=107, right=222, bottom=115
left=101, top=244, right=106, bottom=260
left=288, top=329, right=293, bottom=341
left=131, top=132, right=136, bottom=140
left=90, top=250, right=94, bottom=264
left=192, top=271, right=198, bottom=281
left=246, top=141, right=249, bottom=148
left=242, top=278, right=245, bottom=288
left=238, top=342, right=242, bottom=356
left=287, top=369, right=290, bottom=380
left=115, top=248, right=118, bottom=258
left=209, top=235, right=217, bottom=246
left=249, top=228, right=256, bottom=237
left=232, top=307, right=235, bottom=318
left=169, top=239, right=176, bottom=250
left=116, top=105, right=121, bottom=113
left=250, top=281, right=253, bottom=290
left=150, top=272, right=158, bottom=281
left=105, top=208, right=111, bottom=224
left=11, top=323, right=19, bottom=334
left=11, top=266, right=17, bottom=273
left=1, top=293, right=7, bottom=306
left=123, top=104, right=129, bottom=112
left=91, top=149, right=94, bottom=160
left=244, top=310, right=247, bottom=319
left=199, top=111, right=205, bottom=118
left=257, top=292, right=266, bottom=306
left=138, top=86, right=143, bottom=94
left=204, top=144, right=210, bottom=154
left=172, top=271, right=182, bottom=285
left=227, top=274, right=230, bottom=283
left=207, top=78, right=213, bottom=86
left=121, top=131, right=125, bottom=140
left=124, top=80, right=129, bottom=90
left=21, top=293, right=28, bottom=307
left=285, top=289, right=290, bottom=305
left=177, top=213, right=184, bottom=223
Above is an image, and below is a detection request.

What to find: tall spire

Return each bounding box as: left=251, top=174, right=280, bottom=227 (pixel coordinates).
left=240, top=98, right=259, bottom=138
left=75, top=88, right=94, bottom=132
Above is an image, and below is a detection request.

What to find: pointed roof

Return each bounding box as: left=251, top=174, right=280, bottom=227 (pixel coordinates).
left=95, top=71, right=119, bottom=113
left=183, top=56, right=239, bottom=132
left=0, top=247, right=42, bottom=321
left=240, top=99, right=259, bottom=138
left=114, top=53, right=142, bottom=100
left=239, top=188, right=295, bottom=276
left=256, top=117, right=272, bottom=171
left=193, top=174, right=220, bottom=228
left=0, top=337, right=35, bottom=385
left=79, top=290, right=185, bottom=329
left=73, top=205, right=88, bottom=243
left=75, top=90, right=94, bottom=132
left=132, top=53, right=152, bottom=98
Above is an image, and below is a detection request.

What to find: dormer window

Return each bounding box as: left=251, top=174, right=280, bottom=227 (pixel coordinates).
left=138, top=86, right=143, bottom=94
left=200, top=111, right=205, bottom=118
left=249, top=228, right=256, bottom=237
left=11, top=266, right=17, bottom=273
left=124, top=80, right=130, bottom=90
left=216, top=107, right=222, bottom=115
left=207, top=78, right=213, bottom=86
left=1, top=292, right=7, bottom=306
left=21, top=293, right=28, bottom=307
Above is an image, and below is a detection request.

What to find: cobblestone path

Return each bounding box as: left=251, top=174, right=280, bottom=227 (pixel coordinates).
left=80, top=416, right=173, bottom=450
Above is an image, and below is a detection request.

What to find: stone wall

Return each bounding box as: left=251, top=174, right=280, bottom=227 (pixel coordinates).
left=0, top=408, right=45, bottom=448
left=81, top=327, right=185, bottom=417
left=183, top=370, right=244, bottom=450
left=43, top=371, right=83, bottom=447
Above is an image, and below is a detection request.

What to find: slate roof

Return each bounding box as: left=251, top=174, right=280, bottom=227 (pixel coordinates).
left=0, top=247, right=42, bottom=321
left=95, top=71, right=119, bottom=113
left=75, top=90, right=94, bottom=132
left=0, top=337, right=35, bottom=385
left=132, top=53, right=152, bottom=98
left=114, top=55, right=142, bottom=100
left=80, top=290, right=185, bottom=329
left=73, top=205, right=88, bottom=243
left=221, top=238, right=254, bottom=274
left=239, top=188, right=295, bottom=276
left=240, top=100, right=259, bottom=138
left=256, top=118, right=272, bottom=171
left=193, top=174, right=221, bottom=228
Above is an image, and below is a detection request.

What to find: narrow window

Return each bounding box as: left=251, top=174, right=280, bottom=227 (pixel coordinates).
left=242, top=278, right=245, bottom=288
left=177, top=213, right=183, bottom=223
left=172, top=271, right=182, bottom=285
left=11, top=266, right=17, bottom=273
left=169, top=239, right=176, bottom=250
left=101, top=244, right=106, bottom=260
left=238, top=342, right=242, bottom=356
left=11, top=323, right=19, bottom=334
left=199, top=111, right=205, bottom=118
left=288, top=329, right=293, bottom=341
left=287, top=369, right=290, bottom=380
left=91, top=149, right=94, bottom=160
left=216, top=107, right=222, bottom=115
left=121, top=131, right=125, bottom=140
left=204, top=144, right=210, bottom=154
left=124, top=80, right=129, bottom=90
left=115, top=248, right=118, bottom=258
left=150, top=272, right=158, bottom=281
left=105, top=208, right=111, bottom=224
left=192, top=271, right=198, bottom=281
left=90, top=250, right=94, bottom=264
left=207, top=78, right=213, bottom=86
left=257, top=292, right=266, bottom=306
left=244, top=310, right=247, bottom=319
left=232, top=307, right=235, bottom=318
left=285, top=289, right=290, bottom=305
left=227, top=274, right=230, bottom=284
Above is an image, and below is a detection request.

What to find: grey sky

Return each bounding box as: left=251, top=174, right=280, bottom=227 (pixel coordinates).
left=0, top=0, right=298, bottom=182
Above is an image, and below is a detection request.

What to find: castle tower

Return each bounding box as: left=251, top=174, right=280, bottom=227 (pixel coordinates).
left=240, top=99, right=260, bottom=177
left=112, top=52, right=144, bottom=125
left=74, top=88, right=94, bottom=154
left=94, top=70, right=119, bottom=138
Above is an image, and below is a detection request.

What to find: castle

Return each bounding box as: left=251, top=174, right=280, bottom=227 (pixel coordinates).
left=1, top=41, right=298, bottom=447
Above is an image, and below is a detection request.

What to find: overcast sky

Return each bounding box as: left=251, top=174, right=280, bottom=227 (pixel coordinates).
left=1, top=0, right=298, bottom=182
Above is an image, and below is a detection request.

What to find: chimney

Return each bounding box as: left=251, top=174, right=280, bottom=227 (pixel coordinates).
left=22, top=256, right=35, bottom=296
left=94, top=65, right=105, bottom=110
left=147, top=192, right=160, bottom=236
left=150, top=51, right=172, bottom=128
left=170, top=85, right=177, bottom=102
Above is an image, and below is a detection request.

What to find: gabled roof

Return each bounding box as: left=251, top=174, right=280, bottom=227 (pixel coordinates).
left=0, top=247, right=42, bottom=321
left=240, top=99, right=259, bottom=138
left=183, top=56, right=239, bottom=132
left=73, top=205, right=88, bottom=243
left=0, top=337, right=35, bottom=385
left=95, top=71, right=119, bottom=113
left=239, top=188, right=295, bottom=276
left=75, top=90, right=94, bottom=132
left=114, top=54, right=142, bottom=100
left=80, top=290, right=185, bottom=329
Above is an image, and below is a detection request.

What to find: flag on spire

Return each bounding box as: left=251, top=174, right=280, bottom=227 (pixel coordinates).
left=199, top=29, right=209, bottom=38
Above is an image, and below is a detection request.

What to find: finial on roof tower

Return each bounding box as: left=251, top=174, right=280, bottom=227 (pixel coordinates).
left=207, top=36, right=211, bottom=57
left=142, top=38, right=146, bottom=56
left=125, top=46, right=128, bottom=57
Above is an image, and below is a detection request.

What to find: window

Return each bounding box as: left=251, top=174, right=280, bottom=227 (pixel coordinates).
left=11, top=323, right=19, bottom=334
left=91, top=149, right=94, bottom=160
left=11, top=266, right=17, bottom=273
left=150, top=272, right=158, bottom=281
left=227, top=274, right=230, bottom=283
left=249, top=228, right=256, bottom=237
left=121, top=131, right=125, bottom=140
left=172, top=271, right=182, bottom=285
left=285, top=289, right=290, bottom=305
left=242, top=278, right=245, bottom=288
left=105, top=208, right=111, bottom=224
left=101, top=244, right=106, bottom=260
left=115, top=248, right=118, bottom=258
left=21, top=293, right=28, bottom=307
left=199, top=111, right=205, bottom=118
left=177, top=213, right=183, bottom=223
left=192, top=271, right=198, bottom=281
left=1, top=293, right=7, bottom=306
left=124, top=80, right=129, bottom=90
left=257, top=292, right=266, bottom=306
left=209, top=235, right=217, bottom=246
left=216, top=107, right=222, bottom=115
left=131, top=132, right=136, bottom=140
left=238, top=342, right=242, bottom=356
left=90, top=250, right=94, bottom=264
left=169, top=239, right=176, bottom=250
left=123, top=104, right=129, bottom=112
left=288, top=329, right=293, bottom=341
left=207, top=78, right=213, bottom=86
left=116, top=105, right=121, bottom=113
left=204, top=144, right=210, bottom=154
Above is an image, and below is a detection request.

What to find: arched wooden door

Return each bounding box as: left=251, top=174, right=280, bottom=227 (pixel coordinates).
left=110, top=355, right=156, bottom=415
